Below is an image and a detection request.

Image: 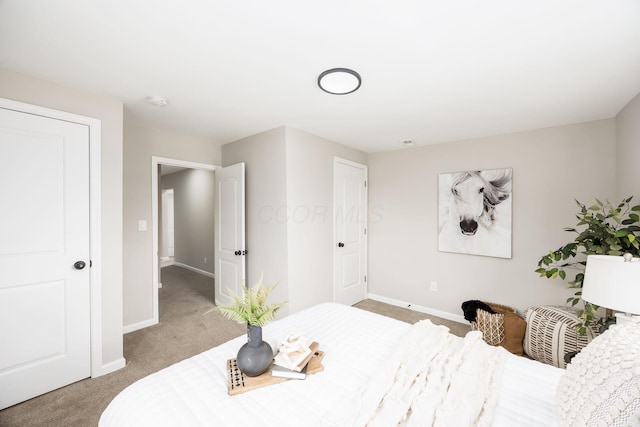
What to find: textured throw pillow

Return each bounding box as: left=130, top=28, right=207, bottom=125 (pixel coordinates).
left=524, top=306, right=598, bottom=368
left=471, top=303, right=526, bottom=355
left=473, top=309, right=505, bottom=346
left=556, top=321, right=640, bottom=427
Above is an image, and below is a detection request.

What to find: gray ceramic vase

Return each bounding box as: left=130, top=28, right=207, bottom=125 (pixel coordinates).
left=236, top=324, right=273, bottom=377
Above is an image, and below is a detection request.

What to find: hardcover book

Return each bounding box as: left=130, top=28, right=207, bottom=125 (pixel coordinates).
left=271, top=363, right=308, bottom=380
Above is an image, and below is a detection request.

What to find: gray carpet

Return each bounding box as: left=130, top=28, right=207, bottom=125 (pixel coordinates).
left=0, top=266, right=469, bottom=426
left=353, top=299, right=471, bottom=337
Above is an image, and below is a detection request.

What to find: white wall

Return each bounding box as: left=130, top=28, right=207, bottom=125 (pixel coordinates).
left=123, top=123, right=221, bottom=328
left=368, top=119, right=617, bottom=316
left=616, top=92, right=640, bottom=200
left=0, top=68, right=124, bottom=367
left=285, top=127, right=368, bottom=312
left=161, top=169, right=215, bottom=274
left=221, top=127, right=290, bottom=315
left=221, top=126, right=368, bottom=315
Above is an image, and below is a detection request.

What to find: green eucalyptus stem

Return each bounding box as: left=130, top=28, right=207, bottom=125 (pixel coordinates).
left=535, top=197, right=640, bottom=334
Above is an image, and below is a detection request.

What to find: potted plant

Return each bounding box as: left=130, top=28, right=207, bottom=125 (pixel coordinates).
left=218, top=274, right=285, bottom=376
left=535, top=198, right=640, bottom=334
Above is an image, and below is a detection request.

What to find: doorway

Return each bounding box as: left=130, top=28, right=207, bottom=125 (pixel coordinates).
left=160, top=188, right=175, bottom=272
left=151, top=157, right=216, bottom=325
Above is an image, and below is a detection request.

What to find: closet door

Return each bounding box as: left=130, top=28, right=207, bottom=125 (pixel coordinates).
left=334, top=158, right=368, bottom=306
left=0, top=107, right=91, bottom=409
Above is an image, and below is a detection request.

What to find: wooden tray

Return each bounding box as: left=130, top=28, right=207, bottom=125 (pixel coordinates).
left=227, top=342, right=324, bottom=396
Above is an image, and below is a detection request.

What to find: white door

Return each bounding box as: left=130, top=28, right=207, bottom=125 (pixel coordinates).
left=214, top=163, right=245, bottom=306
left=0, top=107, right=91, bottom=410
left=334, top=158, right=368, bottom=305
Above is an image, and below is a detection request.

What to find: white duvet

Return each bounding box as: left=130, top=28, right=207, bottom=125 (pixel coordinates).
left=99, top=302, right=563, bottom=427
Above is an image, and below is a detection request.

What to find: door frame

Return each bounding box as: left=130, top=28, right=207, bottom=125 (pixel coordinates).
left=0, top=97, right=105, bottom=377
left=150, top=156, right=217, bottom=326
left=333, top=157, right=368, bottom=304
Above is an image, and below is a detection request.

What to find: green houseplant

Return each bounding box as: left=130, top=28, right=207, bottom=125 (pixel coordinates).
left=535, top=198, right=640, bottom=334
left=217, top=275, right=285, bottom=376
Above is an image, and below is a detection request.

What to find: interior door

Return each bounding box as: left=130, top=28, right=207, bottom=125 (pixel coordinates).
left=0, top=107, right=91, bottom=410
left=334, top=158, right=368, bottom=306
left=214, top=163, right=246, bottom=306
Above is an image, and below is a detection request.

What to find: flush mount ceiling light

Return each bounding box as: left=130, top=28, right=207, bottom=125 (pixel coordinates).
left=146, top=96, right=169, bottom=106
left=317, top=68, right=361, bottom=95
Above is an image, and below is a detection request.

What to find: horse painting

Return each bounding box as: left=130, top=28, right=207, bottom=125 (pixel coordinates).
left=438, top=168, right=512, bottom=258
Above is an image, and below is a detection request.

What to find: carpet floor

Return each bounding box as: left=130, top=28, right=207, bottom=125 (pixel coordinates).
left=0, top=266, right=469, bottom=426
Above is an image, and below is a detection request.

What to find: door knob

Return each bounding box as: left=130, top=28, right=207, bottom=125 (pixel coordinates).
left=338, top=242, right=345, bottom=248
left=73, top=261, right=86, bottom=270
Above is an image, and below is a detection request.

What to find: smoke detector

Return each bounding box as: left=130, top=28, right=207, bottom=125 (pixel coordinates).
left=401, top=139, right=415, bottom=147
left=146, top=96, right=169, bottom=107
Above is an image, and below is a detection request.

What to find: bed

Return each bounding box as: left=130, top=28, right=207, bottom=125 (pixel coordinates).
left=99, top=302, right=639, bottom=427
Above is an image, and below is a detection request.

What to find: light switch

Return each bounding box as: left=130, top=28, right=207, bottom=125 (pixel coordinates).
left=138, top=220, right=147, bottom=231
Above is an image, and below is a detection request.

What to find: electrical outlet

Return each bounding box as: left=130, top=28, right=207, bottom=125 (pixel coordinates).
left=430, top=281, right=438, bottom=292
left=203, top=257, right=207, bottom=265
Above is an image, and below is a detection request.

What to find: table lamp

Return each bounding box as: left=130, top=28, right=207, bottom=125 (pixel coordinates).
left=582, top=253, right=640, bottom=326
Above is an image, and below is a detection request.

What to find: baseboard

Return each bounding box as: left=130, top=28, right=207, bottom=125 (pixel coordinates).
left=367, top=293, right=467, bottom=325
left=123, top=318, right=158, bottom=334
left=173, top=262, right=215, bottom=279
left=95, top=357, right=126, bottom=377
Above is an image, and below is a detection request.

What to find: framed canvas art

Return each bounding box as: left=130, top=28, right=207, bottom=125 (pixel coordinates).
left=438, top=168, right=513, bottom=258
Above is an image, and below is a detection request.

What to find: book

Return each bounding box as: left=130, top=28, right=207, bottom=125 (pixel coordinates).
left=271, top=363, right=308, bottom=380
left=273, top=341, right=319, bottom=372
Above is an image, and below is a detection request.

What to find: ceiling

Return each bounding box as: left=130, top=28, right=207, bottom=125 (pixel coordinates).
left=160, top=165, right=187, bottom=176
left=1, top=1, right=639, bottom=153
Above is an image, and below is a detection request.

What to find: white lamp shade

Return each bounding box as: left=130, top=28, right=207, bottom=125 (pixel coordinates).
left=582, top=254, right=640, bottom=315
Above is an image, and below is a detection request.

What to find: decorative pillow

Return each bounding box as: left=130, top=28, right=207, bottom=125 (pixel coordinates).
left=472, top=309, right=505, bottom=346
left=471, top=302, right=526, bottom=355
left=556, top=321, right=640, bottom=426
left=500, top=312, right=526, bottom=356
left=524, top=305, right=598, bottom=368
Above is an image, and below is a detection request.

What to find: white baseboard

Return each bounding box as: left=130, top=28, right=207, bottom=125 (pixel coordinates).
left=173, top=262, right=215, bottom=279
left=95, top=357, right=126, bottom=377
left=367, top=293, right=467, bottom=325
left=123, top=318, right=158, bottom=334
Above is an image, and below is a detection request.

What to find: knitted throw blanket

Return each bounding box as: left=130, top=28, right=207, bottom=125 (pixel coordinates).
left=333, top=320, right=507, bottom=427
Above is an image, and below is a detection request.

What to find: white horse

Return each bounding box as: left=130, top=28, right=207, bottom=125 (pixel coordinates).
left=438, top=169, right=512, bottom=258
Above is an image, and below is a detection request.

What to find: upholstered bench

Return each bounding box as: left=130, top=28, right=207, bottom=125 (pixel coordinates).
left=523, top=305, right=599, bottom=368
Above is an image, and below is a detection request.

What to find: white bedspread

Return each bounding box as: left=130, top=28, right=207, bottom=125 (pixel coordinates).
left=99, top=302, right=563, bottom=427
